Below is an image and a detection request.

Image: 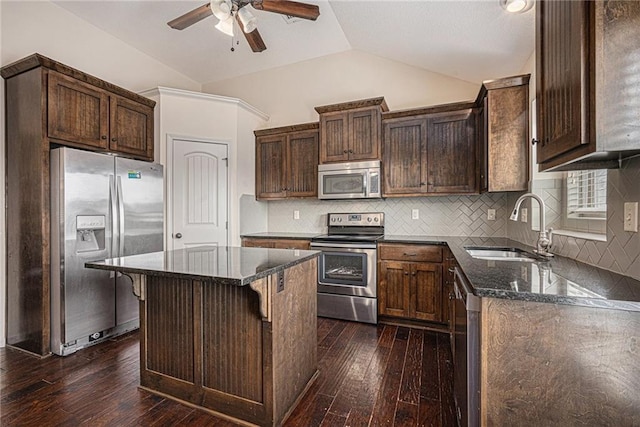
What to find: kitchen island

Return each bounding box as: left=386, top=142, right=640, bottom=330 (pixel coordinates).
left=86, top=245, right=319, bottom=427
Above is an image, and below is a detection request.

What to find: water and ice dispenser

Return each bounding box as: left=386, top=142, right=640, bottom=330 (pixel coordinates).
left=76, top=215, right=106, bottom=253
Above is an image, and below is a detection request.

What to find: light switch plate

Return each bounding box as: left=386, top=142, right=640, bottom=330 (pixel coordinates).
left=487, top=209, right=496, bottom=221
left=293, top=210, right=300, bottom=220
left=412, top=209, right=419, bottom=220
left=521, top=208, right=528, bottom=223
left=624, top=202, right=638, bottom=232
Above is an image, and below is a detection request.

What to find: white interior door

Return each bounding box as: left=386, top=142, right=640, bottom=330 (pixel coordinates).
left=171, top=139, right=228, bottom=250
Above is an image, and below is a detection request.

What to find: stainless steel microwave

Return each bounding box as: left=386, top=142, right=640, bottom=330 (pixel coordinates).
left=318, top=160, right=381, bottom=199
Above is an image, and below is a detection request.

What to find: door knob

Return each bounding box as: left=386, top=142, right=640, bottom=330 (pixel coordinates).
left=175, top=233, right=182, bottom=239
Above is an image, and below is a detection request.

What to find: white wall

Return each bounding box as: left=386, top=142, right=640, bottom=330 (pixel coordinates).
left=202, top=50, right=479, bottom=127
left=140, top=88, right=268, bottom=247
left=0, top=0, right=200, bottom=347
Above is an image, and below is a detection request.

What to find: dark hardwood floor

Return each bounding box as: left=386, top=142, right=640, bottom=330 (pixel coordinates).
left=0, top=318, right=455, bottom=426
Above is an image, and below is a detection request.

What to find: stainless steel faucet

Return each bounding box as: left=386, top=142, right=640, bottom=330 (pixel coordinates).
left=509, top=192, right=554, bottom=257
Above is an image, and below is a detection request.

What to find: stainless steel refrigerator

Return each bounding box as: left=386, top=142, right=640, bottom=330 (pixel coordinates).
left=50, top=147, right=164, bottom=356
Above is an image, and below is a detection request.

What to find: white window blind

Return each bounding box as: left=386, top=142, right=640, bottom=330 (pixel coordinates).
left=566, top=170, right=607, bottom=219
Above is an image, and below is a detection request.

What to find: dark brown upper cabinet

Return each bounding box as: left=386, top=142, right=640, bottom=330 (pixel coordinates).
left=47, top=70, right=154, bottom=160
left=382, top=103, right=479, bottom=196
left=476, top=74, right=530, bottom=192
left=315, top=97, right=388, bottom=164
left=536, top=0, right=640, bottom=171
left=0, top=53, right=156, bottom=356
left=255, top=123, right=319, bottom=200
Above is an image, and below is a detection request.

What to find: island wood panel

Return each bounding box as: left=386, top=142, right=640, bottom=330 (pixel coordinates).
left=202, top=280, right=263, bottom=402
left=143, top=276, right=194, bottom=383
left=481, top=298, right=640, bottom=425
left=5, top=68, right=51, bottom=355
left=138, top=257, right=318, bottom=427
left=271, top=258, right=318, bottom=424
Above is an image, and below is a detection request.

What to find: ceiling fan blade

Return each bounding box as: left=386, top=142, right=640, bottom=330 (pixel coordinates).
left=253, top=0, right=320, bottom=21
left=168, top=3, right=213, bottom=30
left=237, top=15, right=267, bottom=52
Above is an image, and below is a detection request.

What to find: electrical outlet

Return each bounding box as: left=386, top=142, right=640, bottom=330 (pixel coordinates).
left=487, top=209, right=496, bottom=221
left=624, top=202, right=638, bottom=232
left=412, top=209, right=419, bottom=220
left=293, top=210, right=300, bottom=220
left=521, top=208, right=528, bottom=223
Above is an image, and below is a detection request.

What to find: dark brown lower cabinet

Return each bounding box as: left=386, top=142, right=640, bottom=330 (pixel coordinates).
left=378, top=243, right=445, bottom=325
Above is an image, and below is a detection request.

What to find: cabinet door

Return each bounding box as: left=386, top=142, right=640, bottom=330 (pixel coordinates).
left=378, top=261, right=411, bottom=318
left=319, top=111, right=349, bottom=163
left=382, top=118, right=428, bottom=196
left=287, top=130, right=319, bottom=198
left=110, top=96, right=154, bottom=160
left=426, top=110, right=477, bottom=194
left=349, top=109, right=379, bottom=161
left=536, top=0, right=591, bottom=163
left=47, top=71, right=109, bottom=149
left=256, top=135, right=287, bottom=199
left=410, top=263, right=443, bottom=323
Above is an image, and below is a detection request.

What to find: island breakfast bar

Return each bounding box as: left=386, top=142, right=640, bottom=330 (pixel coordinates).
left=86, top=245, right=319, bottom=427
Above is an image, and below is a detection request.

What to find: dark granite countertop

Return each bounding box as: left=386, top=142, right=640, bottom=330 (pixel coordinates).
left=383, top=235, right=640, bottom=312
left=234, top=232, right=640, bottom=311
left=241, top=232, right=320, bottom=240
left=86, top=246, right=319, bottom=286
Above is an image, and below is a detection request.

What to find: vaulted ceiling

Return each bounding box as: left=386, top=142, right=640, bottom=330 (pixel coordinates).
left=52, top=0, right=535, bottom=85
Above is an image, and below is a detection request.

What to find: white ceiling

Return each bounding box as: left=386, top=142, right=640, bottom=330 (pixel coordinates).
left=52, top=0, right=535, bottom=85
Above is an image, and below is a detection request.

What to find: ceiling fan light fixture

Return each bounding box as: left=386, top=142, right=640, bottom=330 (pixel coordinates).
left=238, top=7, right=258, bottom=33
left=210, top=0, right=232, bottom=21
left=500, top=0, right=531, bottom=13
left=215, top=15, right=235, bottom=37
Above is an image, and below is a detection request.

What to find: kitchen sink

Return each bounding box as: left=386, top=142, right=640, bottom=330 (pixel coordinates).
left=465, top=246, right=541, bottom=262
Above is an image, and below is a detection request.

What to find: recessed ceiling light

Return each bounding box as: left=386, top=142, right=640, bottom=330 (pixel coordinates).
left=501, top=0, right=532, bottom=13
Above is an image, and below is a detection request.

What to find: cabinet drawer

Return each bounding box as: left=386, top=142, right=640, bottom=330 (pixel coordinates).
left=379, top=244, right=443, bottom=262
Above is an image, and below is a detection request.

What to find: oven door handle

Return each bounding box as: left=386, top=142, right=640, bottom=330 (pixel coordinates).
left=310, top=242, right=377, bottom=250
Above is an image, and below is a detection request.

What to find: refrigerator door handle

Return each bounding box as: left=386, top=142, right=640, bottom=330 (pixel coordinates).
left=109, top=174, right=118, bottom=278
left=117, top=175, right=125, bottom=257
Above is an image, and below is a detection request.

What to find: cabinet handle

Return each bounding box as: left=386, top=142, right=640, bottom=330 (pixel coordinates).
left=403, top=253, right=418, bottom=257
left=448, top=267, right=455, bottom=273
left=412, top=272, right=416, bottom=276
left=449, top=292, right=455, bottom=300
left=531, top=138, right=539, bottom=146
left=111, top=137, right=117, bottom=142
left=101, top=135, right=107, bottom=140
left=404, top=272, right=409, bottom=276
left=420, top=182, right=426, bottom=186
left=349, top=149, right=353, bottom=153
left=343, top=150, right=348, bottom=154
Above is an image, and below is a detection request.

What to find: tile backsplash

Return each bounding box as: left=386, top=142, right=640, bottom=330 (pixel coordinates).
left=267, top=193, right=508, bottom=236
left=508, top=156, right=640, bottom=282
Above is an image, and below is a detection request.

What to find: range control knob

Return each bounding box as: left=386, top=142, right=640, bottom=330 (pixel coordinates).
left=331, top=218, right=335, bottom=223
left=374, top=217, right=379, bottom=222
left=367, top=217, right=372, bottom=222
left=338, top=218, right=342, bottom=222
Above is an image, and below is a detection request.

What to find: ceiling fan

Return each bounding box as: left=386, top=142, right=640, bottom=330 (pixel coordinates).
left=168, top=0, right=320, bottom=53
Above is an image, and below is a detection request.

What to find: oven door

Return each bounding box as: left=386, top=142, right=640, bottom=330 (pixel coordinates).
left=310, top=242, right=377, bottom=298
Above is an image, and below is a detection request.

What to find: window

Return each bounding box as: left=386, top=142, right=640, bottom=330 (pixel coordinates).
left=566, top=170, right=607, bottom=220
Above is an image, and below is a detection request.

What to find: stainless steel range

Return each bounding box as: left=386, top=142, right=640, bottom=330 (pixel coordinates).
left=311, top=212, right=384, bottom=324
